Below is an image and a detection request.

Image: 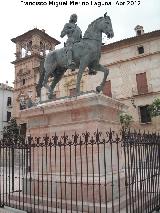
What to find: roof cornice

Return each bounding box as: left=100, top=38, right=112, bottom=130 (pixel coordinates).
left=101, top=30, right=160, bottom=52
left=11, top=28, right=60, bottom=45
left=11, top=53, right=44, bottom=64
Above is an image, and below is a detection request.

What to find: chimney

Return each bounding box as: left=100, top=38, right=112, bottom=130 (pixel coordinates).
left=134, top=25, right=144, bottom=36
left=42, top=29, right=45, bottom=33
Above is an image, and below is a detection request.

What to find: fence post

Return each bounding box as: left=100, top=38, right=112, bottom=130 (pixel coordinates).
left=11, top=146, right=14, bottom=192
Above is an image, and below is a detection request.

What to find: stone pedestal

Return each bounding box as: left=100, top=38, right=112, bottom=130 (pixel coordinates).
left=20, top=92, right=127, bottom=137
left=19, top=93, right=128, bottom=212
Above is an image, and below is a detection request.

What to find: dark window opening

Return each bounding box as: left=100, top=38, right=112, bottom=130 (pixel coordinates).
left=103, top=80, right=112, bottom=97
left=20, top=99, right=26, bottom=110
left=22, top=79, right=26, bottom=85
left=7, top=111, right=11, bottom=122
left=138, top=46, right=144, bottom=54
left=137, top=30, right=141, bottom=36
left=139, top=105, right=151, bottom=123
left=7, top=97, right=12, bottom=106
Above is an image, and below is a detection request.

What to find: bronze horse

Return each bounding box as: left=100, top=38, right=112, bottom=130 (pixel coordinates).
left=37, top=13, right=114, bottom=99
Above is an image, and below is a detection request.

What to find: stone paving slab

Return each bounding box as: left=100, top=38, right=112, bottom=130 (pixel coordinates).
left=0, top=207, right=26, bottom=213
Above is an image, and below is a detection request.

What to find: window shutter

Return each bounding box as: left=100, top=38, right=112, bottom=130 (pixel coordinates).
left=136, top=72, right=148, bottom=94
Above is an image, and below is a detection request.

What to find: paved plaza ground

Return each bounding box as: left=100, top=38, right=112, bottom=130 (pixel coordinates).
left=0, top=207, right=26, bottom=213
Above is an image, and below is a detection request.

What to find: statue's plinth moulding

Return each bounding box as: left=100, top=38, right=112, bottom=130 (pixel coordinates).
left=20, top=93, right=128, bottom=136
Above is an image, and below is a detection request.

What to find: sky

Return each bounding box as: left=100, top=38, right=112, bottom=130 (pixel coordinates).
left=0, top=0, right=159, bottom=86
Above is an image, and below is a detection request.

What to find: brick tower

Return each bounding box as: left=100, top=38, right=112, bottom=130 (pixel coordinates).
left=11, top=28, right=60, bottom=132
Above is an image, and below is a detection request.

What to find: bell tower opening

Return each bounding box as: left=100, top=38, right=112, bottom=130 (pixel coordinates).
left=134, top=25, right=144, bottom=36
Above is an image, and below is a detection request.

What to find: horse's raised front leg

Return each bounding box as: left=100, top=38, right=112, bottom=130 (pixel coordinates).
left=76, top=60, right=88, bottom=95
left=95, top=64, right=109, bottom=93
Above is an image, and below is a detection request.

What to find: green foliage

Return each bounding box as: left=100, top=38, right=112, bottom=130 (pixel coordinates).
left=119, top=113, right=133, bottom=130
left=148, top=98, right=160, bottom=117
left=2, top=117, right=23, bottom=142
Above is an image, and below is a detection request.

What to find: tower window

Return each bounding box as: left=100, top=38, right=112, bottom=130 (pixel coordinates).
left=19, top=98, right=26, bottom=110
left=137, top=46, right=144, bottom=54
left=22, top=79, right=26, bottom=85
left=21, top=48, right=26, bottom=58
left=137, top=30, right=141, bottom=36
left=139, top=105, right=151, bottom=123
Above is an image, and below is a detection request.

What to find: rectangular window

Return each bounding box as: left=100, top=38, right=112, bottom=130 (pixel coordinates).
left=136, top=72, right=148, bottom=94
left=139, top=105, right=151, bottom=123
left=22, top=79, right=26, bottom=85
left=137, top=46, right=144, bottom=54
left=20, top=99, right=26, bottom=110
left=7, top=97, right=12, bottom=106
left=7, top=111, right=11, bottom=122
left=69, top=88, right=76, bottom=96
left=103, top=80, right=112, bottom=97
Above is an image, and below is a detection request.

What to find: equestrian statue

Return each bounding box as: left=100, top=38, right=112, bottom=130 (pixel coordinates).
left=36, top=13, right=114, bottom=99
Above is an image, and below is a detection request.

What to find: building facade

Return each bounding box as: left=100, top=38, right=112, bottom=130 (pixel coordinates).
left=12, top=26, right=160, bottom=132
left=100, top=26, right=160, bottom=130
left=0, top=83, right=13, bottom=138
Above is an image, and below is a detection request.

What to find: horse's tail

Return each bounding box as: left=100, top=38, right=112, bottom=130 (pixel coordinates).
left=36, top=58, right=45, bottom=97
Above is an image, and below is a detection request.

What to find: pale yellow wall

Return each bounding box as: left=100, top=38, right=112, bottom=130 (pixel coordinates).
left=99, top=36, right=160, bottom=130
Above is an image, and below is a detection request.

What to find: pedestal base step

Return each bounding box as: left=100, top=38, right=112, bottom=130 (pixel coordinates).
left=7, top=192, right=128, bottom=213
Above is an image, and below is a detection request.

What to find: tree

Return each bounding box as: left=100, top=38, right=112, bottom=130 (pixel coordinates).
left=1, top=117, right=24, bottom=191
left=2, top=117, right=23, bottom=142
left=148, top=98, right=160, bottom=117
left=119, top=113, right=133, bottom=131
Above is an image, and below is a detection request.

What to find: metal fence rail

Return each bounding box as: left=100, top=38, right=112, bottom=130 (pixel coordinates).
left=0, top=130, right=160, bottom=213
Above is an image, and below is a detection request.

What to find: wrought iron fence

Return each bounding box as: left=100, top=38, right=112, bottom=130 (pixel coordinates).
left=0, top=130, right=160, bottom=213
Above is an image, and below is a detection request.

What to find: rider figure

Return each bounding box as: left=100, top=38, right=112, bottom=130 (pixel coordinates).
left=60, top=14, right=82, bottom=70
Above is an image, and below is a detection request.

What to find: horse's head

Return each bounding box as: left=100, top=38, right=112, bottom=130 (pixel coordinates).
left=60, top=23, right=74, bottom=39
left=98, top=13, right=114, bottom=39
